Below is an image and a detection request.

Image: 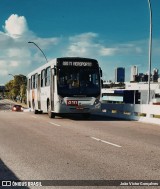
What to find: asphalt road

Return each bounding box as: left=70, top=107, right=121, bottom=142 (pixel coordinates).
left=0, top=99, right=160, bottom=188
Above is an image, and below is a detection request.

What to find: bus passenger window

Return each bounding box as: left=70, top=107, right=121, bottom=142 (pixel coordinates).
left=41, top=70, right=45, bottom=87
left=31, top=75, right=35, bottom=89
left=45, top=67, right=50, bottom=86
left=35, top=73, right=38, bottom=88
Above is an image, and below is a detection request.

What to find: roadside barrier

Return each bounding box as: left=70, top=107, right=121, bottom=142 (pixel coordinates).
left=94, top=102, right=160, bottom=125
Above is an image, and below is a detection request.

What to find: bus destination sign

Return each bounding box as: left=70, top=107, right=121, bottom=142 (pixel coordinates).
left=62, top=61, right=92, bottom=67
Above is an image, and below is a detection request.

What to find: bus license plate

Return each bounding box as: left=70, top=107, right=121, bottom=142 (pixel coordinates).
left=76, top=105, right=84, bottom=110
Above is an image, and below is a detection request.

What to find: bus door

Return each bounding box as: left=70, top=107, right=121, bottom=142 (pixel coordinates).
left=37, top=74, right=41, bottom=109
left=50, top=68, right=55, bottom=110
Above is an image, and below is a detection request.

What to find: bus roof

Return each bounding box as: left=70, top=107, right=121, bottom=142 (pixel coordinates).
left=57, top=57, right=97, bottom=60
left=27, top=58, right=57, bottom=77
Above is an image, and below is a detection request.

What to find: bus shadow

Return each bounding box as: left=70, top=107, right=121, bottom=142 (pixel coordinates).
left=0, top=159, right=30, bottom=189
left=58, top=114, right=125, bottom=121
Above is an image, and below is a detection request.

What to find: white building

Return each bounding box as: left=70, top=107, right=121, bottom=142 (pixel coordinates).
left=102, top=82, right=160, bottom=104
left=130, top=66, right=138, bottom=82
left=125, top=82, right=160, bottom=104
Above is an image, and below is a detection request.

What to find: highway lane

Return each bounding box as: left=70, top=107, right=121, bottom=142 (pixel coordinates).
left=0, top=100, right=160, bottom=188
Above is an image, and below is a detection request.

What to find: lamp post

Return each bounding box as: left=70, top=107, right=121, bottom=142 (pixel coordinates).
left=28, top=41, right=48, bottom=63
left=147, top=0, right=152, bottom=104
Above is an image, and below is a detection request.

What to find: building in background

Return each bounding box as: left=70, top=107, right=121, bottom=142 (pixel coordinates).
left=152, top=68, right=159, bottom=82
left=102, top=82, right=160, bottom=104
left=138, top=73, right=148, bottom=82
left=115, top=67, right=125, bottom=82
left=137, top=68, right=159, bottom=82
left=130, top=66, right=138, bottom=82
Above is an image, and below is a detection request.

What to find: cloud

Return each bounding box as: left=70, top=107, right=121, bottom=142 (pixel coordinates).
left=3, top=14, right=29, bottom=38
left=29, top=37, right=60, bottom=49
left=98, top=42, right=144, bottom=56
left=99, top=47, right=118, bottom=56
left=65, top=32, right=144, bottom=58
left=65, top=32, right=99, bottom=57
left=65, top=32, right=119, bottom=57
left=9, top=61, right=19, bottom=67
left=0, top=14, right=60, bottom=84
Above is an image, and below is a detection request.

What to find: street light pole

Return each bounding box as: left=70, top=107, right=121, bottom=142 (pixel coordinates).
left=147, top=0, right=152, bottom=104
left=28, top=41, right=48, bottom=63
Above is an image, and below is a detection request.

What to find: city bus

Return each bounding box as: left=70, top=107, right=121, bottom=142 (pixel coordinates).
left=27, top=57, right=102, bottom=118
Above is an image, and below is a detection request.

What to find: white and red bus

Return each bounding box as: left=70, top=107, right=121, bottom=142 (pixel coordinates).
left=27, top=57, right=102, bottom=118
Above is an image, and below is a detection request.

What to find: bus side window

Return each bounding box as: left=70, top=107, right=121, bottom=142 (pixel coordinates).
left=28, top=79, right=31, bottom=90
left=31, top=76, right=33, bottom=89
left=41, top=71, right=43, bottom=87
left=31, top=75, right=35, bottom=89
left=45, top=67, right=50, bottom=86
left=33, top=74, right=36, bottom=89
left=35, top=73, right=38, bottom=88
left=41, top=69, right=45, bottom=87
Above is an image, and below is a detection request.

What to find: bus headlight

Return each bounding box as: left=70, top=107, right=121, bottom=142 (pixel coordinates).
left=94, top=99, right=101, bottom=109
left=58, top=97, right=64, bottom=104
left=94, top=99, right=100, bottom=105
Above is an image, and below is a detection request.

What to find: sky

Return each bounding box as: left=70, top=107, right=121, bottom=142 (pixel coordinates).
left=0, top=0, right=160, bottom=84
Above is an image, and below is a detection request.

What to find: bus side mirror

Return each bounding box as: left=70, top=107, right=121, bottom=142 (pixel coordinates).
left=101, top=79, right=103, bottom=88
left=100, top=68, right=102, bottom=77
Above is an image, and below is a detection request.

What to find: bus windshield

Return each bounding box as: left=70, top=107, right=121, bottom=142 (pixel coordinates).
left=57, top=67, right=100, bottom=97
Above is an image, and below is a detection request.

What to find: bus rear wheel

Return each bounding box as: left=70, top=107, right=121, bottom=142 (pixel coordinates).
left=34, top=109, right=38, bottom=114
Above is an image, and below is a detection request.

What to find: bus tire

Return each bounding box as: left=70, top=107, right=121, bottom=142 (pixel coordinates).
left=34, top=109, right=38, bottom=114
left=49, top=112, right=55, bottom=118
left=39, top=110, right=43, bottom=114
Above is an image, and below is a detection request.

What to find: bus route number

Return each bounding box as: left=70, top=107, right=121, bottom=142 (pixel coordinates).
left=67, top=100, right=78, bottom=106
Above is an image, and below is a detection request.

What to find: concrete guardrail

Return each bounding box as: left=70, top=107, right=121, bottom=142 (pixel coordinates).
left=94, top=101, right=160, bottom=125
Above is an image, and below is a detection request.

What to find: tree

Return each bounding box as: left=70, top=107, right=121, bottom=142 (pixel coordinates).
left=5, top=74, right=27, bottom=103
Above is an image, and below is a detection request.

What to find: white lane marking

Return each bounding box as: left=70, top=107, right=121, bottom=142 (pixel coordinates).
left=49, top=122, right=61, bottom=127
left=31, top=116, right=37, bottom=119
left=91, top=137, right=122, bottom=148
